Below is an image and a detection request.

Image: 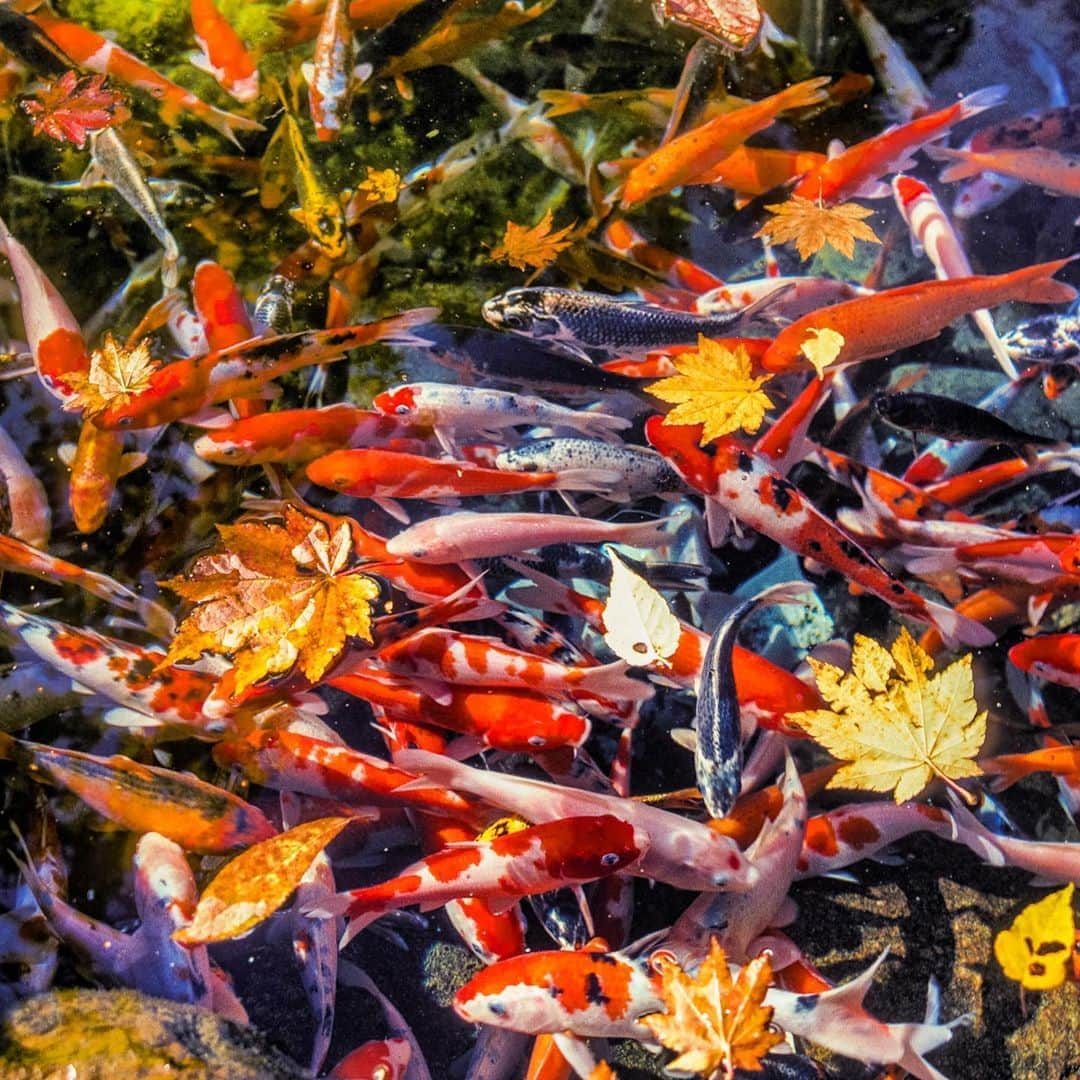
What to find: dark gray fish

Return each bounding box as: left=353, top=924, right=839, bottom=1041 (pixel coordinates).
left=1001, top=309, right=1080, bottom=363
left=695, top=582, right=811, bottom=819
left=527, top=889, right=591, bottom=950
left=495, top=438, right=684, bottom=500
left=481, top=285, right=791, bottom=361
left=873, top=391, right=1061, bottom=448
left=355, top=0, right=458, bottom=81
left=253, top=274, right=295, bottom=335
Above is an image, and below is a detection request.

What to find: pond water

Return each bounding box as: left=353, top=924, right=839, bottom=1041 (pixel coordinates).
left=0, top=0, right=1079, bottom=1077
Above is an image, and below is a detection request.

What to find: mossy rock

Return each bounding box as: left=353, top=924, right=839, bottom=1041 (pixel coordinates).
left=0, top=989, right=303, bottom=1079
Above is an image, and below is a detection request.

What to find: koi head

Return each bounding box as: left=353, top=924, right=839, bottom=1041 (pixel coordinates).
left=290, top=206, right=349, bottom=260
left=372, top=385, right=436, bottom=425
left=482, top=289, right=562, bottom=338
left=305, top=449, right=363, bottom=491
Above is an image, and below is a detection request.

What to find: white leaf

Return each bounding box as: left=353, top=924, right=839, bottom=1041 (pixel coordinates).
left=602, top=548, right=680, bottom=667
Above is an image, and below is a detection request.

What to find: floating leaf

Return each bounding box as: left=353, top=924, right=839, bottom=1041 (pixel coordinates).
left=641, top=939, right=783, bottom=1079
left=755, top=196, right=880, bottom=261
left=994, top=884, right=1075, bottom=991
left=648, top=336, right=774, bottom=443
left=174, top=817, right=351, bottom=944
left=66, top=334, right=160, bottom=416
left=21, top=70, right=129, bottom=148
left=357, top=167, right=402, bottom=205
left=653, top=0, right=762, bottom=51
left=160, top=504, right=382, bottom=695
left=602, top=548, right=680, bottom=667
left=490, top=208, right=576, bottom=272
left=788, top=627, right=986, bottom=804
left=800, top=327, right=845, bottom=379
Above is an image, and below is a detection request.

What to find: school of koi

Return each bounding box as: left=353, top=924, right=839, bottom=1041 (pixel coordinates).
left=0, top=0, right=1079, bottom=1077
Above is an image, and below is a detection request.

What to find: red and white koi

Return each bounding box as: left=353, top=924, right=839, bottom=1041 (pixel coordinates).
left=384, top=510, right=674, bottom=564
left=31, top=8, right=262, bottom=145
left=790, top=85, right=1007, bottom=203
left=310, top=814, right=647, bottom=947
left=375, top=626, right=652, bottom=716
left=694, top=275, right=873, bottom=321
left=1009, top=633, right=1080, bottom=691
left=306, top=0, right=356, bottom=141
left=759, top=257, right=1076, bottom=374
left=93, top=307, right=438, bottom=429
left=190, top=0, right=259, bottom=103
left=0, top=421, right=49, bottom=546
left=372, top=383, right=631, bottom=443
left=394, top=750, right=757, bottom=892
left=892, top=174, right=1016, bottom=377
left=645, top=418, right=994, bottom=647
left=330, top=1037, right=412, bottom=1079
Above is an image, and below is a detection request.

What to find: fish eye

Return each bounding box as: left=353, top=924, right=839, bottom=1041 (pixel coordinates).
left=395, top=404, right=411, bottom=415
left=528, top=735, right=547, bottom=748
left=487, top=1001, right=507, bottom=1017
left=501, top=312, right=528, bottom=331
left=600, top=852, right=621, bottom=867
left=117, top=416, right=134, bottom=428
left=317, top=215, right=335, bottom=234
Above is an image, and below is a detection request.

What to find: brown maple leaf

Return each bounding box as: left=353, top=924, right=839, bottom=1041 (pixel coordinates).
left=755, top=195, right=881, bottom=261
left=21, top=71, right=130, bottom=149
left=490, top=208, right=577, bottom=272
left=641, top=940, right=783, bottom=1079
left=160, top=505, right=381, bottom=695
left=66, top=334, right=160, bottom=416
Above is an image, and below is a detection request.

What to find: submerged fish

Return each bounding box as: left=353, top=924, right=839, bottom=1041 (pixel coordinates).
left=873, top=391, right=1061, bottom=448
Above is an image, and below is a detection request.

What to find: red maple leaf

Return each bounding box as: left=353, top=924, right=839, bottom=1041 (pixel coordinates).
left=22, top=71, right=130, bottom=148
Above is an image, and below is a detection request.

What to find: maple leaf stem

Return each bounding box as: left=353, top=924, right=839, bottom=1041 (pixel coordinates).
left=927, top=761, right=978, bottom=806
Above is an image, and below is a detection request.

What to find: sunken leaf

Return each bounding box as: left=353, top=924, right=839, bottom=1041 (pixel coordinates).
left=67, top=334, right=160, bottom=416
left=602, top=547, right=679, bottom=667
left=22, top=71, right=129, bottom=148
left=641, top=939, right=783, bottom=1078
left=161, top=504, right=381, bottom=694
left=755, top=196, right=881, bottom=261
left=174, top=817, right=351, bottom=944
left=648, top=336, right=774, bottom=443
left=788, top=627, right=986, bottom=804
left=491, top=208, right=576, bottom=272
left=994, top=884, right=1075, bottom=991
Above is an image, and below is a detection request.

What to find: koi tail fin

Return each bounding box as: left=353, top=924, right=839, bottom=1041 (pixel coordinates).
left=922, top=597, right=997, bottom=648
left=536, top=90, right=589, bottom=118
left=371, top=307, right=442, bottom=347
left=773, top=75, right=832, bottom=115
left=553, top=467, right=628, bottom=493
left=573, top=660, right=656, bottom=703
left=187, top=102, right=265, bottom=148
left=1008, top=256, right=1079, bottom=305
left=611, top=515, right=678, bottom=549
left=576, top=409, right=633, bottom=437
left=302, top=892, right=381, bottom=948
left=978, top=754, right=1028, bottom=793
left=955, top=84, right=1010, bottom=118
left=925, top=145, right=990, bottom=184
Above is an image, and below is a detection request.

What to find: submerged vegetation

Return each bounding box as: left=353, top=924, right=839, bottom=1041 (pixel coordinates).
left=0, top=0, right=1078, bottom=1076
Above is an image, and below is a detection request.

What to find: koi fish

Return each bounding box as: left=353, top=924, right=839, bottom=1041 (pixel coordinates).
left=376, top=626, right=652, bottom=714
left=383, top=510, right=673, bottom=564
left=789, top=85, right=1007, bottom=203
left=306, top=0, right=356, bottom=141
left=929, top=143, right=1080, bottom=198
left=981, top=745, right=1080, bottom=792
left=686, top=145, right=829, bottom=196
left=891, top=174, right=1016, bottom=377
left=759, top=257, right=1077, bottom=374
left=373, top=383, right=631, bottom=441
left=645, top=418, right=994, bottom=647
left=329, top=1038, right=412, bottom=1079
left=212, top=728, right=484, bottom=820
left=1009, top=633, right=1080, bottom=691
left=481, top=286, right=788, bottom=361
left=618, top=77, right=831, bottom=208
left=30, top=8, right=262, bottom=145
left=310, top=815, right=647, bottom=947
left=873, top=390, right=1060, bottom=448
left=305, top=447, right=621, bottom=512
left=394, top=750, right=757, bottom=892
left=190, top=0, right=259, bottom=102
left=93, top=307, right=438, bottom=429
left=329, top=666, right=591, bottom=751
left=0, top=422, right=49, bottom=547
left=60, top=421, right=145, bottom=535
left=253, top=274, right=296, bottom=334
left=0, top=731, right=275, bottom=853
left=280, top=112, right=350, bottom=257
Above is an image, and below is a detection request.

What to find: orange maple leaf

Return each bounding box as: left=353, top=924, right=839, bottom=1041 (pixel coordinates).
left=755, top=195, right=880, bottom=261
left=160, top=504, right=381, bottom=695
left=490, top=208, right=577, bottom=272
left=21, top=70, right=129, bottom=148
left=641, top=939, right=783, bottom=1079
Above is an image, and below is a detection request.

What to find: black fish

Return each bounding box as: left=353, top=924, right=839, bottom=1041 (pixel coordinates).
left=873, top=391, right=1061, bottom=448
left=0, top=7, right=74, bottom=78
left=355, top=0, right=460, bottom=80
left=482, top=285, right=791, bottom=361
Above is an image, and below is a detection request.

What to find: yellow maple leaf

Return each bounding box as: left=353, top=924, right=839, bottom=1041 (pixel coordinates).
left=490, top=208, right=577, bottom=272
left=66, top=333, right=160, bottom=416
left=994, top=884, right=1075, bottom=992
left=648, top=336, right=774, bottom=444
left=755, top=196, right=881, bottom=261
left=174, top=817, right=351, bottom=944
left=160, top=504, right=382, bottom=695
left=357, top=167, right=402, bottom=205
left=641, top=939, right=783, bottom=1079
left=788, top=627, right=986, bottom=804
left=800, top=327, right=845, bottom=378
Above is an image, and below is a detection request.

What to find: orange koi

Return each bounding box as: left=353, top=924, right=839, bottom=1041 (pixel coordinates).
left=329, top=1037, right=411, bottom=1079
left=687, top=144, right=827, bottom=195
left=1009, top=633, right=1080, bottom=691
left=930, top=143, right=1080, bottom=198
left=646, top=418, right=995, bottom=647
left=601, top=218, right=723, bottom=292
left=0, top=731, right=276, bottom=853
left=759, top=257, right=1077, bottom=374
left=618, top=76, right=831, bottom=208
left=790, top=85, right=1007, bottom=203
left=62, top=421, right=145, bottom=534
left=190, top=0, right=259, bottom=103
left=310, top=815, right=647, bottom=947
left=30, top=9, right=262, bottom=145
left=981, top=745, right=1080, bottom=792
left=93, top=307, right=438, bottom=429
left=307, top=0, right=355, bottom=141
